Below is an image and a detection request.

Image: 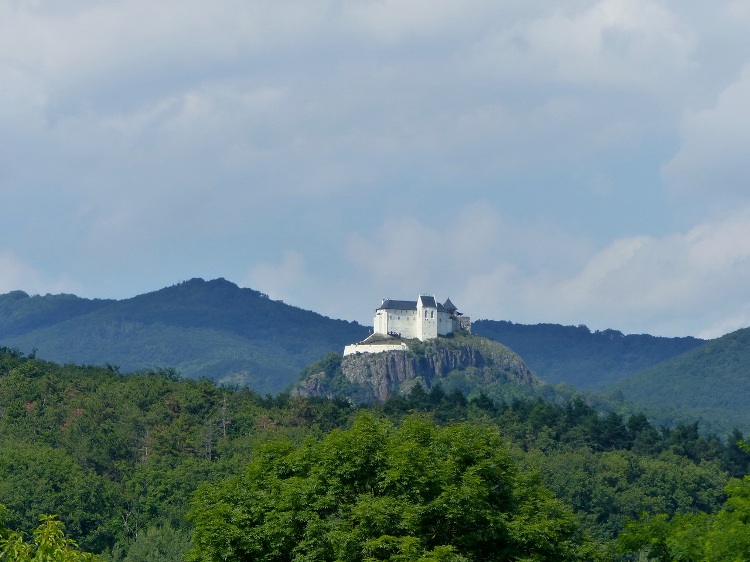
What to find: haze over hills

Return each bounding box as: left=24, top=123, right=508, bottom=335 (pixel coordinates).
left=2, top=278, right=748, bottom=434
left=0, top=278, right=369, bottom=394
left=609, top=327, right=750, bottom=435
left=472, top=320, right=706, bottom=390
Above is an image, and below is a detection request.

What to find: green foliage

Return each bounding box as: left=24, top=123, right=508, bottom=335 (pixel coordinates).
left=532, top=449, right=728, bottom=540
left=618, top=476, right=750, bottom=561
left=0, top=513, right=100, bottom=561
left=3, top=346, right=750, bottom=560
left=187, top=413, right=595, bottom=561
left=103, top=524, right=190, bottom=562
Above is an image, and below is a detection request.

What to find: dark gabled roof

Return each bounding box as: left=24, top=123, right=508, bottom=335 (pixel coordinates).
left=377, top=295, right=456, bottom=313
left=378, top=299, right=417, bottom=311
left=418, top=295, right=437, bottom=308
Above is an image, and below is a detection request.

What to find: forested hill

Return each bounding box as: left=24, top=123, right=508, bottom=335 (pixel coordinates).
left=2, top=347, right=750, bottom=560
left=0, top=281, right=722, bottom=398
left=472, top=320, right=705, bottom=390
left=0, top=290, right=114, bottom=337
left=610, top=327, right=750, bottom=435
left=0, top=278, right=369, bottom=394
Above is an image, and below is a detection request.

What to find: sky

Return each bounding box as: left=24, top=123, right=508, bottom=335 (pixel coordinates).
left=2, top=0, right=750, bottom=339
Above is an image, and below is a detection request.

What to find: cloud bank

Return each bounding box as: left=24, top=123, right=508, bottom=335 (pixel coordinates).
left=2, top=1, right=750, bottom=338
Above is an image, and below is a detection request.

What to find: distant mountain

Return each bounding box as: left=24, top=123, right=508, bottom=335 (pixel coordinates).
left=0, top=278, right=369, bottom=394
left=2, top=281, right=731, bottom=411
left=608, top=327, right=750, bottom=435
left=0, top=290, right=114, bottom=337
left=472, top=320, right=705, bottom=390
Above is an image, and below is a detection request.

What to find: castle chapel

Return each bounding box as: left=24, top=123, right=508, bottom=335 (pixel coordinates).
left=344, top=295, right=470, bottom=356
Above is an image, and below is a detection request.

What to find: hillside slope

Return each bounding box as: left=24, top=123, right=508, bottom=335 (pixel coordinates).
left=0, top=278, right=369, bottom=394
left=472, top=320, right=705, bottom=390
left=609, top=327, right=750, bottom=434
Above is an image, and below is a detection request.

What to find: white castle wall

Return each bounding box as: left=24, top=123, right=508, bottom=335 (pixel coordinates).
left=343, top=342, right=409, bottom=356
left=417, top=302, right=438, bottom=340
left=375, top=308, right=420, bottom=339
left=437, top=310, right=453, bottom=336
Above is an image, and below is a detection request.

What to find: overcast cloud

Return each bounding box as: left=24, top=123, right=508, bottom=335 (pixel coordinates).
left=2, top=0, right=750, bottom=339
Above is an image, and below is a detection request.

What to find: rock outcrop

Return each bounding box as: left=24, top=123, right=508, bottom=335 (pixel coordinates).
left=293, top=334, right=539, bottom=402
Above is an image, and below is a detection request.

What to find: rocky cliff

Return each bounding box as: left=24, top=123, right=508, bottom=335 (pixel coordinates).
left=293, top=334, right=540, bottom=402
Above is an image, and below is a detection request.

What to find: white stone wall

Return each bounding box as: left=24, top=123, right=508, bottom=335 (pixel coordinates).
left=343, top=342, right=409, bottom=356
left=374, top=310, right=388, bottom=335
left=417, top=301, right=438, bottom=340
left=437, top=310, right=453, bottom=336
left=372, top=296, right=467, bottom=342
left=378, top=309, right=419, bottom=339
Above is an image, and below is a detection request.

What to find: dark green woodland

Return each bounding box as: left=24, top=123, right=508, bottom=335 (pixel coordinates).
left=1, top=345, right=749, bottom=560
left=3, top=281, right=750, bottom=560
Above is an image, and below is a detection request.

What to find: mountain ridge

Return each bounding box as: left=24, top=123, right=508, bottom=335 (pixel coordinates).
left=0, top=278, right=369, bottom=394
left=609, top=326, right=750, bottom=434
left=472, top=319, right=705, bottom=390
left=1, top=279, right=744, bottom=433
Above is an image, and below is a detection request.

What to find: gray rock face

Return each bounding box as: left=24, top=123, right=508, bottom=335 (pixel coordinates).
left=339, top=337, right=537, bottom=401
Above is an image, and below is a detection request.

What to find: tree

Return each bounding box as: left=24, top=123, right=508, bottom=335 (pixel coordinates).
left=187, top=414, right=597, bottom=561
left=104, top=524, right=191, bottom=562
left=618, top=476, right=750, bottom=561
left=0, top=513, right=100, bottom=561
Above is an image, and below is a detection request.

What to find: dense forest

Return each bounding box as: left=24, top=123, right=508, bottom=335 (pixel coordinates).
left=472, top=320, right=705, bottom=390
left=0, top=279, right=368, bottom=394
left=2, top=347, right=750, bottom=560
left=609, top=327, right=750, bottom=435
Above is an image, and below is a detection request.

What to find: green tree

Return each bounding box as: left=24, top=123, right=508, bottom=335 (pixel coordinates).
left=104, top=524, right=191, bottom=562
left=0, top=513, right=100, bottom=561
left=187, top=414, right=597, bottom=561
left=618, top=476, right=750, bottom=561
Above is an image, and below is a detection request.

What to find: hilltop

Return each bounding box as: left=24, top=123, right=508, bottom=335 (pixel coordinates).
left=0, top=278, right=368, bottom=394
left=293, top=333, right=545, bottom=403
left=2, top=279, right=745, bottom=430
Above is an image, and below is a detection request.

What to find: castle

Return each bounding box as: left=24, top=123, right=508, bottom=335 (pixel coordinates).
left=343, top=295, right=470, bottom=356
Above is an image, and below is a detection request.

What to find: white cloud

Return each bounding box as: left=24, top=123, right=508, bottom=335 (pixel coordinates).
left=476, top=207, right=750, bottom=337
left=469, top=0, right=695, bottom=93
left=347, top=204, right=750, bottom=337
left=342, top=0, right=495, bottom=46
left=345, top=204, right=590, bottom=320
left=0, top=252, right=77, bottom=296
left=3, top=0, right=750, bottom=341
left=244, top=251, right=309, bottom=304
left=662, top=64, right=750, bottom=202
left=347, top=217, right=441, bottom=291
left=0, top=253, right=40, bottom=294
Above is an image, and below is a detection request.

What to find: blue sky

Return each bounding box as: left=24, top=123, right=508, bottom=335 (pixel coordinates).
left=2, top=0, right=750, bottom=338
